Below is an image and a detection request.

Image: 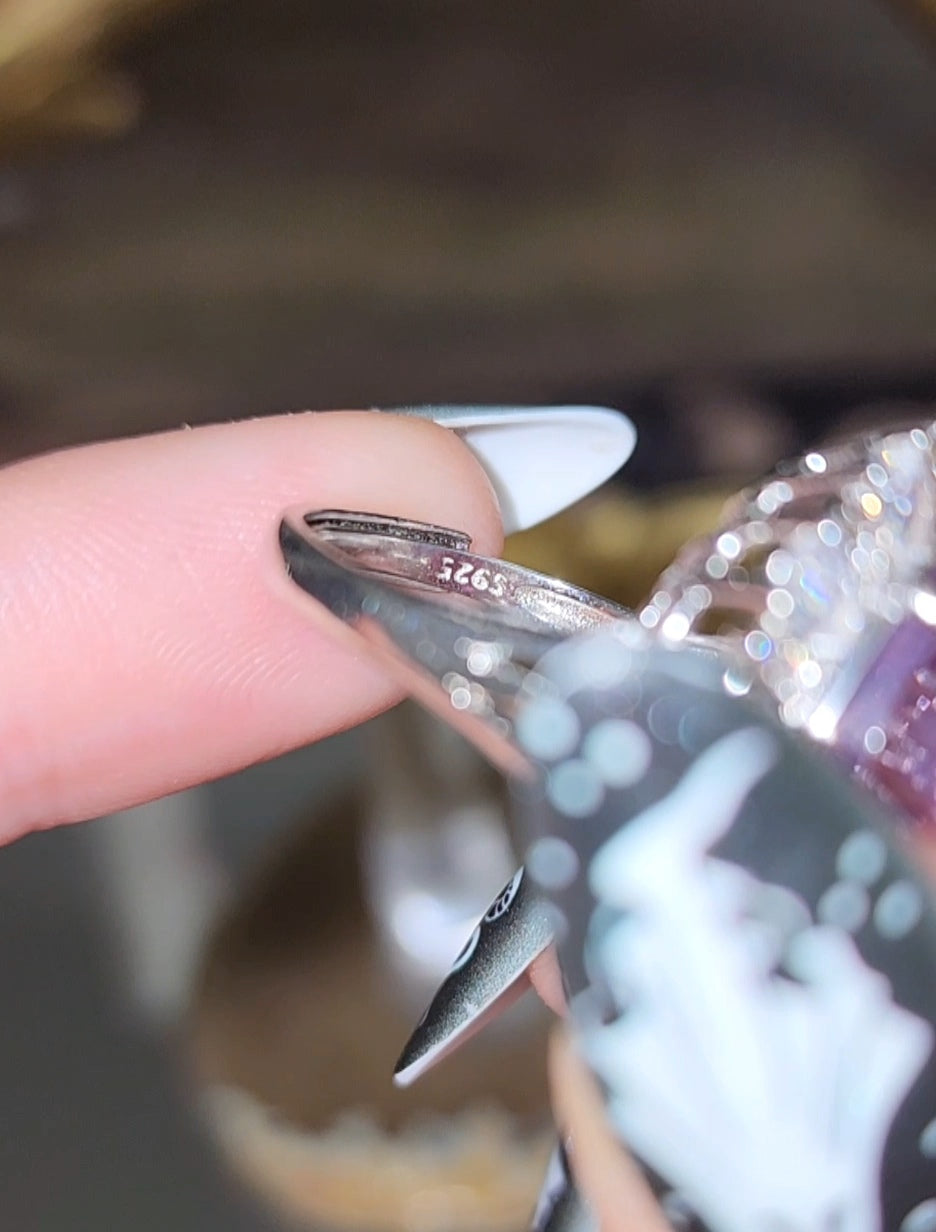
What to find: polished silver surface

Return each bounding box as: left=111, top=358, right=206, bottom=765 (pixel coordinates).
left=280, top=509, right=630, bottom=777
left=297, top=510, right=627, bottom=638
left=532, top=1143, right=597, bottom=1232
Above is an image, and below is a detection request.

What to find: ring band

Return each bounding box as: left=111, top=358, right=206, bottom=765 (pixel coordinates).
left=290, top=509, right=628, bottom=638
left=279, top=508, right=630, bottom=776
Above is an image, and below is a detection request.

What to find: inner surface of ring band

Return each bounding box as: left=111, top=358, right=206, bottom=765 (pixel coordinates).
left=304, top=508, right=472, bottom=551
left=286, top=508, right=629, bottom=637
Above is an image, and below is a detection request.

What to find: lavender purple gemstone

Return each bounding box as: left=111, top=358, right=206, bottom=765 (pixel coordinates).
left=835, top=614, right=936, bottom=826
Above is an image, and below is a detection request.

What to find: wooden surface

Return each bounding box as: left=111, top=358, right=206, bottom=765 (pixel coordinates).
left=0, top=0, right=934, bottom=457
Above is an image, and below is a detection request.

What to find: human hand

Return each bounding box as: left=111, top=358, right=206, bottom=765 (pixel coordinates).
left=0, top=410, right=502, bottom=842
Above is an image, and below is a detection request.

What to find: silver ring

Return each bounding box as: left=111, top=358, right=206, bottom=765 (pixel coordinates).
left=642, top=419, right=936, bottom=736
left=279, top=508, right=630, bottom=776
left=288, top=509, right=628, bottom=638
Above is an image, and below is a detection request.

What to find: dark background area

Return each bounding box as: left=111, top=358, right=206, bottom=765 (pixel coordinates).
left=1, top=0, right=934, bottom=469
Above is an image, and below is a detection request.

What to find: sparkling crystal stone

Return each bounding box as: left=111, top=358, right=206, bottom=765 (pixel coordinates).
left=834, top=600, right=936, bottom=826
left=644, top=423, right=936, bottom=771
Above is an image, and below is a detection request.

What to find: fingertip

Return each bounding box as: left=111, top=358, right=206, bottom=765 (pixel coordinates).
left=364, top=410, right=505, bottom=555
left=529, top=945, right=568, bottom=1017
left=548, top=1031, right=669, bottom=1232
left=253, top=409, right=505, bottom=557
left=0, top=408, right=505, bottom=837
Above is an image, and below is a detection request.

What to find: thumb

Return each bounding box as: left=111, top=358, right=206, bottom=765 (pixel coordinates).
left=0, top=410, right=502, bottom=840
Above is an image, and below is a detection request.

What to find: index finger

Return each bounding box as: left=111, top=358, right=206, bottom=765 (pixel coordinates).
left=0, top=411, right=502, bottom=841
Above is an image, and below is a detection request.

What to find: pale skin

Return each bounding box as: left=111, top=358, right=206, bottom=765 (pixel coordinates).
left=1, top=409, right=930, bottom=1231
left=0, top=411, right=502, bottom=837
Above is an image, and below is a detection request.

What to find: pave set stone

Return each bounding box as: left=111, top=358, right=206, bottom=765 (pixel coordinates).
left=640, top=422, right=936, bottom=822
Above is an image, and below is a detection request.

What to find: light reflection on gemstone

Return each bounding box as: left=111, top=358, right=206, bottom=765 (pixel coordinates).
left=817, top=519, right=842, bottom=547
left=798, top=568, right=830, bottom=610
left=744, top=631, right=772, bottom=662
left=920, top=1118, right=936, bottom=1159
left=661, top=611, right=691, bottom=641
left=797, top=660, right=823, bottom=690
left=767, top=589, right=795, bottom=619
left=547, top=759, right=605, bottom=819
left=686, top=584, right=712, bottom=609
left=766, top=550, right=795, bottom=586
left=836, top=831, right=888, bottom=885
left=817, top=880, right=870, bottom=932
left=901, top=1198, right=936, bottom=1232
left=716, top=532, right=742, bottom=560
left=863, top=725, right=887, bottom=755
left=723, top=666, right=752, bottom=696
left=874, top=880, right=924, bottom=939
left=652, top=590, right=672, bottom=612
left=583, top=719, right=653, bottom=787
left=640, top=422, right=936, bottom=741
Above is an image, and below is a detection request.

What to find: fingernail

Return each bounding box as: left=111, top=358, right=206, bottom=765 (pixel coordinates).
left=393, top=867, right=553, bottom=1086
left=532, top=1142, right=596, bottom=1232
left=513, top=630, right=936, bottom=1232
left=388, top=405, right=636, bottom=534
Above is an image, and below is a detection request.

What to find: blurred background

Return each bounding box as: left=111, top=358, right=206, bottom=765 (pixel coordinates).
left=0, top=0, right=934, bottom=1228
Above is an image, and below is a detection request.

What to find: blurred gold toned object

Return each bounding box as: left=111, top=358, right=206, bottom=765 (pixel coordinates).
left=0, top=0, right=191, bottom=149
left=893, top=0, right=936, bottom=37
left=191, top=792, right=552, bottom=1232
left=206, top=1091, right=551, bottom=1232
left=1, top=0, right=929, bottom=156
left=507, top=483, right=733, bottom=610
